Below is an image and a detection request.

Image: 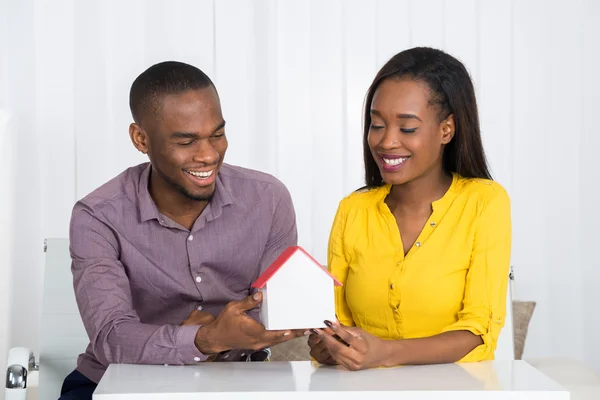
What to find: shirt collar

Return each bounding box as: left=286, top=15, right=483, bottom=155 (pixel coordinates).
left=137, top=163, right=234, bottom=224
left=377, top=172, right=460, bottom=211
left=138, top=163, right=159, bottom=223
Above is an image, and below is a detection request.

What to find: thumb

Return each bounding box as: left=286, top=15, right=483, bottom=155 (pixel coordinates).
left=238, top=291, right=262, bottom=311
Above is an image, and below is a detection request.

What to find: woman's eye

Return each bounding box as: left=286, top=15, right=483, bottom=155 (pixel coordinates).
left=400, top=128, right=417, bottom=133
left=370, top=124, right=384, bottom=130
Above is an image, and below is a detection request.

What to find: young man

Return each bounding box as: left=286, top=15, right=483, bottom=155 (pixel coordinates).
left=60, top=61, right=301, bottom=399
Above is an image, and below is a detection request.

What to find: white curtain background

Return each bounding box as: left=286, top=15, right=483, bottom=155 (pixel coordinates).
left=1, top=0, right=599, bottom=373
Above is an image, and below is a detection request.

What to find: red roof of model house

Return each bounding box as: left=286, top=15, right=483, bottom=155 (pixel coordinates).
left=251, top=246, right=343, bottom=288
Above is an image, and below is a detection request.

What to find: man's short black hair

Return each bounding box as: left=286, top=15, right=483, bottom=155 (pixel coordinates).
left=129, top=61, right=215, bottom=125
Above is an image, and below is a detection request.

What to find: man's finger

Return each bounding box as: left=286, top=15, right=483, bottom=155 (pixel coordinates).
left=222, top=292, right=264, bottom=315
left=231, top=291, right=263, bottom=312
left=190, top=310, right=216, bottom=323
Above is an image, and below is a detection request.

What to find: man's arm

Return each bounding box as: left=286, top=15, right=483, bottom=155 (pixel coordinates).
left=247, top=183, right=298, bottom=322
left=70, top=206, right=207, bottom=366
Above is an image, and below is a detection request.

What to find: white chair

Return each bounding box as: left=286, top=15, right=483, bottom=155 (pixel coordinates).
left=5, top=238, right=88, bottom=400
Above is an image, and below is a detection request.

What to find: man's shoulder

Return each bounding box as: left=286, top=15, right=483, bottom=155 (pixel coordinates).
left=218, top=163, right=289, bottom=195
left=74, top=163, right=147, bottom=214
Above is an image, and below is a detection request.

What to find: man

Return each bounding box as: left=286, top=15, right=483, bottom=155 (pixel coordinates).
left=60, top=61, right=301, bottom=399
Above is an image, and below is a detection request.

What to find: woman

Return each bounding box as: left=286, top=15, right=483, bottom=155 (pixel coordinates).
left=308, top=47, right=511, bottom=370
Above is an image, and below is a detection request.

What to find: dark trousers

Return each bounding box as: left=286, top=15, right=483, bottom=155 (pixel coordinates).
left=59, top=370, right=97, bottom=400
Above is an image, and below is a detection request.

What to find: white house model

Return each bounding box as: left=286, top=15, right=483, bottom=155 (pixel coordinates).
left=251, top=246, right=342, bottom=330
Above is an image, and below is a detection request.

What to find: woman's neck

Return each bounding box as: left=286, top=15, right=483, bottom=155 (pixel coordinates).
left=387, top=168, right=453, bottom=215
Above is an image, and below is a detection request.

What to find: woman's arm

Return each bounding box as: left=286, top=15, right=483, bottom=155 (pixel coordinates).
left=313, top=322, right=482, bottom=370
left=383, top=331, right=482, bottom=366
left=328, top=202, right=354, bottom=326
left=435, top=186, right=512, bottom=363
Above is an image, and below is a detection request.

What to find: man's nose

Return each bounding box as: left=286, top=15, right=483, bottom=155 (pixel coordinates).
left=193, top=140, right=219, bottom=164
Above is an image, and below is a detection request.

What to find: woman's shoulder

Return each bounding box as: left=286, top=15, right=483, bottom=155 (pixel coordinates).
left=455, top=175, right=510, bottom=206
left=337, top=184, right=390, bottom=211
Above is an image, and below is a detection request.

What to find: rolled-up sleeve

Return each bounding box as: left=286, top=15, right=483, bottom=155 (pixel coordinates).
left=70, top=205, right=207, bottom=367
left=440, top=187, right=512, bottom=362
left=327, top=202, right=354, bottom=327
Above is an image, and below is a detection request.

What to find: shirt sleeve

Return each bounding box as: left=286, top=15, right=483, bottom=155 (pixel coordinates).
left=440, top=187, right=512, bottom=362
left=327, top=202, right=355, bottom=327
left=70, top=205, right=207, bottom=366
left=250, top=184, right=298, bottom=321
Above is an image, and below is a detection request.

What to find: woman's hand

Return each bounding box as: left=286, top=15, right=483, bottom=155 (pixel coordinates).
left=308, top=330, right=337, bottom=365
left=313, top=320, right=392, bottom=371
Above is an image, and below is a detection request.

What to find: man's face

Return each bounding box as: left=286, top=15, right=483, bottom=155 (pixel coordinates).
left=131, top=86, right=228, bottom=202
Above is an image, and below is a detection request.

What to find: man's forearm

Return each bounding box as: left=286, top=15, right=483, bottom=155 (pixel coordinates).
left=96, top=320, right=206, bottom=365
left=383, top=331, right=483, bottom=367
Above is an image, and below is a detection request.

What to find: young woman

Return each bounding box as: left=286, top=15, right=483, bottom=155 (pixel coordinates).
left=308, top=47, right=511, bottom=370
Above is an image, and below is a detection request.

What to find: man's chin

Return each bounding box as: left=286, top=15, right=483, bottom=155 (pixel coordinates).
left=179, top=186, right=215, bottom=202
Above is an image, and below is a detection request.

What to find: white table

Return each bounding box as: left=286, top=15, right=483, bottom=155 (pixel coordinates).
left=93, top=360, right=569, bottom=399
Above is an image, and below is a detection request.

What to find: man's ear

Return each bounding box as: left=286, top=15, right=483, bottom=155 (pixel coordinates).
left=440, top=113, right=455, bottom=145
left=129, top=123, right=149, bottom=154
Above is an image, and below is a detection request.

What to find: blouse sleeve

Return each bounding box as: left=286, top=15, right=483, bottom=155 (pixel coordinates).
left=327, top=202, right=355, bottom=327
left=440, top=186, right=512, bottom=362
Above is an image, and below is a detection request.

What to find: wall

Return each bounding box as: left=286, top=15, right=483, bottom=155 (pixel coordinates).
left=0, top=110, right=15, bottom=390
left=1, top=0, right=599, bottom=373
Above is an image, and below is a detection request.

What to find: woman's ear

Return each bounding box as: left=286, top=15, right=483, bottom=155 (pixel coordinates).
left=440, top=114, right=455, bottom=145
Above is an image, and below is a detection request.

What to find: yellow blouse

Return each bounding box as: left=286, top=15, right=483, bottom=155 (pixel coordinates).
left=328, top=173, right=511, bottom=362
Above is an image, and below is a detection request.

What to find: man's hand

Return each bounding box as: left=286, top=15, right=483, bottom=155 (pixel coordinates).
left=181, top=309, right=216, bottom=326
left=313, top=320, right=391, bottom=371
left=194, top=291, right=304, bottom=354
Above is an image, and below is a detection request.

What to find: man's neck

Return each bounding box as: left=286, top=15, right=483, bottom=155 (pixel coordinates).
left=387, top=167, right=452, bottom=215
left=149, top=169, right=209, bottom=230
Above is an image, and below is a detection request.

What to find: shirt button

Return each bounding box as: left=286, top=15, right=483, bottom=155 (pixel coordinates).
left=195, top=276, right=202, bottom=283
left=197, top=305, right=203, bottom=311
left=415, top=242, right=421, bottom=247
left=194, top=357, right=201, bottom=362
left=389, top=283, right=394, bottom=290
left=188, top=235, right=194, bottom=241
left=430, top=221, right=436, bottom=227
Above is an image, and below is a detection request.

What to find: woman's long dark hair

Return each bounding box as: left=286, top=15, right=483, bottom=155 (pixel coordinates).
left=363, top=47, right=492, bottom=187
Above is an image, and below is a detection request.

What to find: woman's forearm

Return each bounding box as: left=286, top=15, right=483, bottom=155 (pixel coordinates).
left=383, top=331, right=483, bottom=367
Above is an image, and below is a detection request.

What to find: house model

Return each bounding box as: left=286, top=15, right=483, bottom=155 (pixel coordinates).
left=251, top=246, right=342, bottom=331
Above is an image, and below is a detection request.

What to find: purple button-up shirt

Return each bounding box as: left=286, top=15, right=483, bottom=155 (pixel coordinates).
left=69, top=162, right=297, bottom=383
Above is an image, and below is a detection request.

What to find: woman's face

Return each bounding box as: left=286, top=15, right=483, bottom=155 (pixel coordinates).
left=368, top=77, right=455, bottom=186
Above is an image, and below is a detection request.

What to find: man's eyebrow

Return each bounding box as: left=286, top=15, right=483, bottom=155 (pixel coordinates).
left=170, top=121, right=226, bottom=139
left=170, top=132, right=198, bottom=139
left=212, top=120, right=226, bottom=133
